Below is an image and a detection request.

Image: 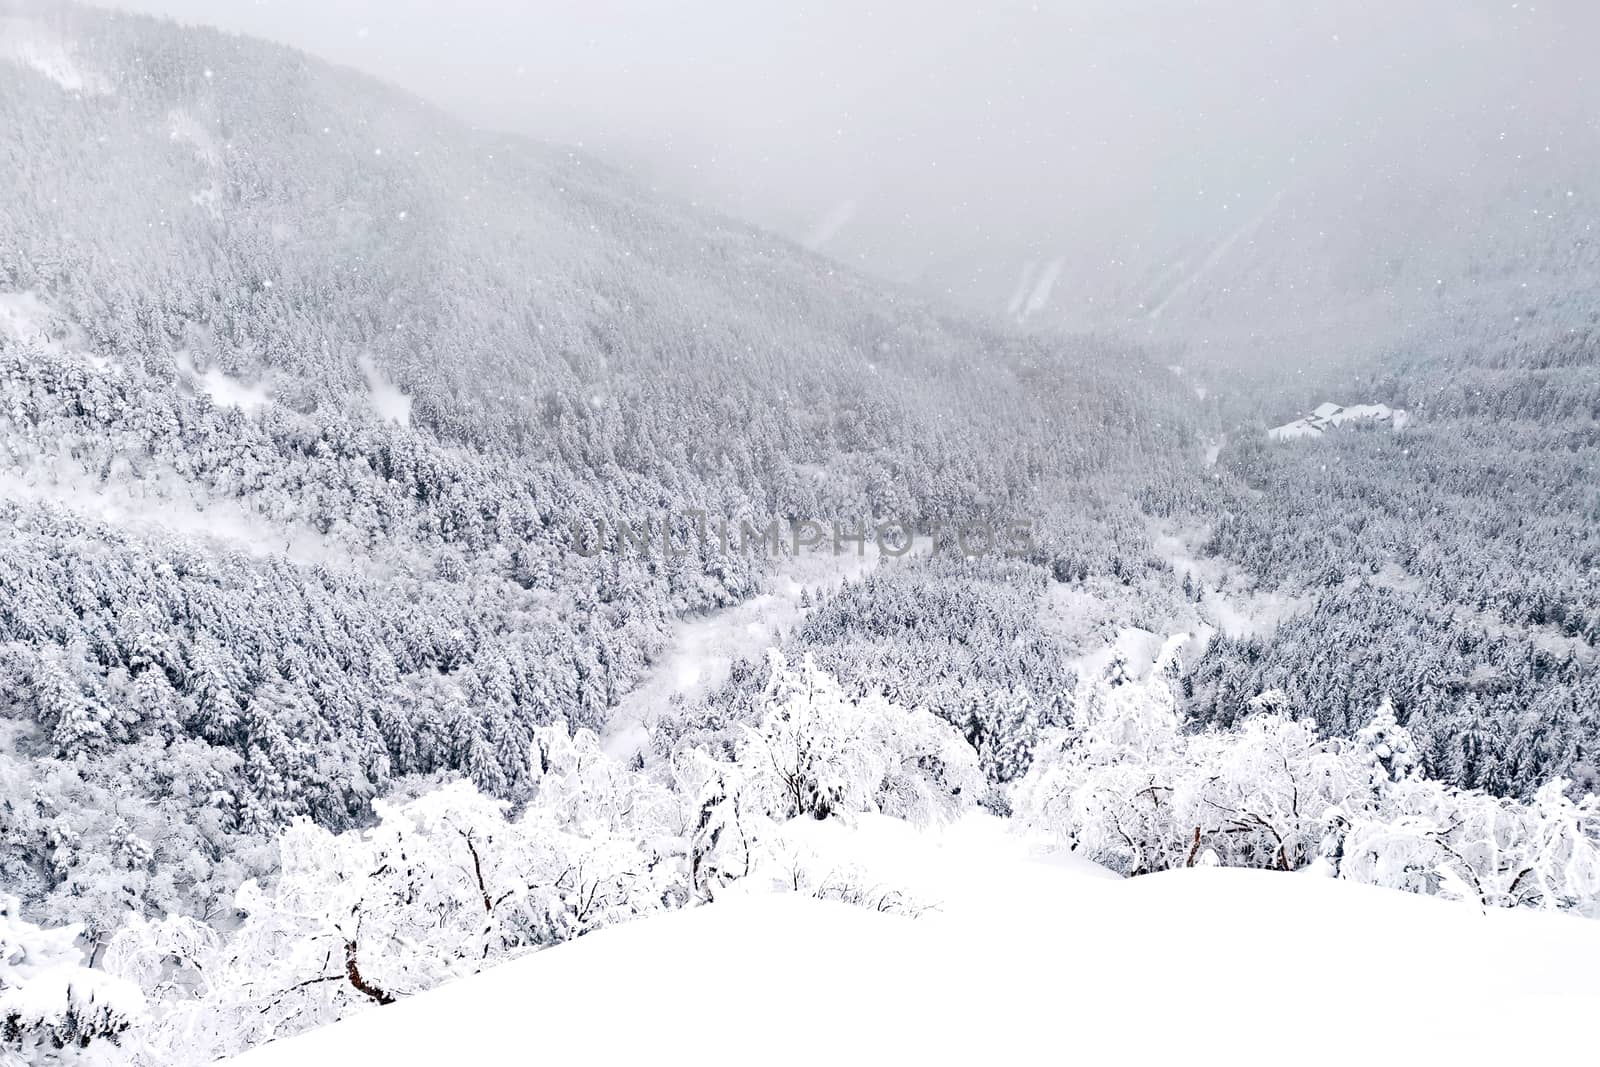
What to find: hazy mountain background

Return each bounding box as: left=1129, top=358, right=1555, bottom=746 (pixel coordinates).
left=91, top=0, right=1600, bottom=373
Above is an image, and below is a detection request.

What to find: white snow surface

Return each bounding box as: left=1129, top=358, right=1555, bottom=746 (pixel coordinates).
left=359, top=354, right=413, bottom=426
left=0, top=289, right=112, bottom=372
left=231, top=812, right=1599, bottom=1066
left=0, top=291, right=72, bottom=357
left=1269, top=400, right=1410, bottom=441
left=0, top=465, right=353, bottom=569
left=174, top=350, right=273, bottom=412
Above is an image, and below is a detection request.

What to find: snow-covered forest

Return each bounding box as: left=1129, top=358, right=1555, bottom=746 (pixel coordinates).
left=2, top=2, right=1599, bottom=1064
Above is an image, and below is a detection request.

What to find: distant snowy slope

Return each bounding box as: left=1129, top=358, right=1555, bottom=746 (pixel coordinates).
left=234, top=815, right=1600, bottom=1067
left=0, top=13, right=112, bottom=94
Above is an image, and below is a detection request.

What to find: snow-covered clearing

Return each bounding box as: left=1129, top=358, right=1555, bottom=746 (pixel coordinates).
left=167, top=112, right=227, bottom=221
left=0, top=17, right=113, bottom=95
left=1039, top=604, right=1198, bottom=686
left=0, top=464, right=355, bottom=571
left=174, top=350, right=273, bottom=412
left=232, top=811, right=1600, bottom=1066
left=0, top=292, right=63, bottom=353
left=0, top=290, right=105, bottom=368
left=1038, top=518, right=1307, bottom=688
left=358, top=354, right=412, bottom=426
left=1269, top=400, right=1410, bottom=441
left=1151, top=519, right=1312, bottom=639
left=1033, top=517, right=1316, bottom=688
left=167, top=108, right=222, bottom=167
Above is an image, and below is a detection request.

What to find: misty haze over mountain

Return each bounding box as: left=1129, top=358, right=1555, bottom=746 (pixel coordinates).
left=97, top=0, right=1600, bottom=365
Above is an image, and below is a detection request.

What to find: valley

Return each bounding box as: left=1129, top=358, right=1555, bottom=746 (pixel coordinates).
left=0, top=2, right=1597, bottom=1064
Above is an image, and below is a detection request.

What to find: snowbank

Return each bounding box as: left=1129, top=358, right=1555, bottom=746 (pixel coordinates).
left=232, top=814, right=1600, bottom=1066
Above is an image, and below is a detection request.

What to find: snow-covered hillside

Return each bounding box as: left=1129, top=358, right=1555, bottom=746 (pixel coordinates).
left=233, top=814, right=1600, bottom=1066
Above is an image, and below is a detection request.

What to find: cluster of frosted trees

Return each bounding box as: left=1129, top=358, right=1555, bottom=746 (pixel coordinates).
left=5, top=654, right=977, bottom=1065
left=1180, top=398, right=1600, bottom=799
left=1016, top=667, right=1600, bottom=914
left=9, top=647, right=1600, bottom=1064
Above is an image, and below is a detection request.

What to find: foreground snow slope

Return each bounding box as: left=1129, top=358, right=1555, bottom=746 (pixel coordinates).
left=234, top=816, right=1600, bottom=1066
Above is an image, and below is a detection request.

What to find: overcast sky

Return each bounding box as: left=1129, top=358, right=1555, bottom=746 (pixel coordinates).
left=92, top=0, right=1600, bottom=337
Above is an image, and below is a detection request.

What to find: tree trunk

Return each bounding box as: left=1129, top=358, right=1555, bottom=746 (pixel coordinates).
left=344, top=940, right=395, bottom=1005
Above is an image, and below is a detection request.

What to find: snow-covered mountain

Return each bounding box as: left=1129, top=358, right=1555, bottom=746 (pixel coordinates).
left=940, top=2, right=1600, bottom=376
